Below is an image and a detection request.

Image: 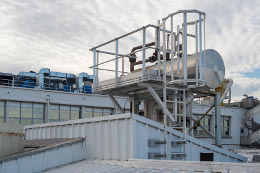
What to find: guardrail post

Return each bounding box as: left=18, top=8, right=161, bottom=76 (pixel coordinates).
left=142, top=28, right=146, bottom=81
left=183, top=13, right=188, bottom=83
left=199, top=14, right=203, bottom=80
left=115, top=39, right=119, bottom=87
left=157, top=20, right=161, bottom=80
left=93, top=49, right=96, bottom=93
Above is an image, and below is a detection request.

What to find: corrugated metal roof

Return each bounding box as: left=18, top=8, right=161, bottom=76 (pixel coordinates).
left=44, top=160, right=217, bottom=173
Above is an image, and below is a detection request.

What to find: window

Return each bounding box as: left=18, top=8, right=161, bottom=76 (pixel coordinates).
left=33, top=103, right=44, bottom=124
left=221, top=116, right=231, bottom=136
left=9, top=102, right=44, bottom=125
left=71, top=106, right=80, bottom=120
left=60, top=105, right=70, bottom=121
left=0, top=101, right=4, bottom=122
left=9, top=101, right=21, bottom=124
left=21, top=102, right=33, bottom=126
left=50, top=105, right=80, bottom=122
left=84, top=107, right=114, bottom=118
left=103, top=108, right=113, bottom=116
left=50, top=105, right=59, bottom=122
left=94, top=108, right=102, bottom=117
left=85, top=107, right=93, bottom=118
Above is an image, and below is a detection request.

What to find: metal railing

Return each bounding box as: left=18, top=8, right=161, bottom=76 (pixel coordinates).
left=0, top=78, right=92, bottom=94
left=89, top=10, right=206, bottom=93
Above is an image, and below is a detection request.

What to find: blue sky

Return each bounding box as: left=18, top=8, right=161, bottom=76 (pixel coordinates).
left=242, top=69, right=260, bottom=78
left=0, top=0, right=259, bottom=101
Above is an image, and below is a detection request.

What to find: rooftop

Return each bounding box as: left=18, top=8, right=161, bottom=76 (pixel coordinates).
left=45, top=159, right=260, bottom=173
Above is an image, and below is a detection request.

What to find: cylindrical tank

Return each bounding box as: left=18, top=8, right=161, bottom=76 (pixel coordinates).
left=136, top=49, right=225, bottom=89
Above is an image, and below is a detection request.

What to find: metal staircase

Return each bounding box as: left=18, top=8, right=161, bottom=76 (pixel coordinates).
left=163, top=84, right=187, bottom=159
left=242, top=104, right=260, bottom=145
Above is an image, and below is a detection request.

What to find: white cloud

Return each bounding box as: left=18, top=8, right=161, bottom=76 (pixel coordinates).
left=0, top=0, right=259, bottom=100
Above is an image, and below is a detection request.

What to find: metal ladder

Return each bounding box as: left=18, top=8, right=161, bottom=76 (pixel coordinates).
left=163, top=83, right=187, bottom=160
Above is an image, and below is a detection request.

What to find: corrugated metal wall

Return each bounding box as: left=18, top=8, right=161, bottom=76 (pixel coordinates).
left=24, top=113, right=247, bottom=162
left=25, top=114, right=133, bottom=161
left=0, top=140, right=86, bottom=173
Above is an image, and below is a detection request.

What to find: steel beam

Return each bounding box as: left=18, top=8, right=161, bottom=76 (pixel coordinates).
left=108, top=95, right=125, bottom=114
left=146, top=86, right=175, bottom=123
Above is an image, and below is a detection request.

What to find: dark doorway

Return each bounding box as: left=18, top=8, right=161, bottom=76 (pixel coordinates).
left=200, top=153, right=214, bottom=161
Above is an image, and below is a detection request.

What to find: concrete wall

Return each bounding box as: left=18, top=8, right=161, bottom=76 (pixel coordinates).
left=192, top=104, right=247, bottom=150
left=0, top=123, right=24, bottom=157
left=0, top=86, right=130, bottom=124
left=0, top=86, right=129, bottom=108
left=24, top=113, right=247, bottom=162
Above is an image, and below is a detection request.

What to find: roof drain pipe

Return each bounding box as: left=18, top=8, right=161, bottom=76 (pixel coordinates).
left=220, top=78, right=233, bottom=103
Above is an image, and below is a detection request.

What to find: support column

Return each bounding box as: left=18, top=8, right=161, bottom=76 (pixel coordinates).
left=215, top=91, right=222, bottom=146
left=4, top=101, right=9, bottom=122
left=44, top=97, right=50, bottom=123
left=131, top=97, right=139, bottom=115
left=80, top=106, right=85, bottom=119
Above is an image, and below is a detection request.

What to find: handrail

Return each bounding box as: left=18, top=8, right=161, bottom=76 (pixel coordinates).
left=162, top=9, right=206, bottom=21
left=89, top=25, right=152, bottom=51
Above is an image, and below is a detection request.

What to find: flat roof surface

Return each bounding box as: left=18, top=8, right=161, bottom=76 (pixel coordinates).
left=44, top=159, right=260, bottom=173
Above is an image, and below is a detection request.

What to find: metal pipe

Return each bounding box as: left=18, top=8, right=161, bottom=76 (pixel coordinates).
left=115, top=40, right=118, bottom=87
left=183, top=13, right=188, bottom=82
left=177, top=25, right=180, bottom=74
left=163, top=20, right=167, bottom=84
left=204, top=15, right=206, bottom=68
left=150, top=24, right=172, bottom=33
left=162, top=20, right=167, bottom=159
left=96, top=52, right=99, bottom=82
left=195, top=21, right=198, bottom=87
left=142, top=28, right=146, bottom=81
left=122, top=56, right=124, bottom=76
left=178, top=32, right=196, bottom=38
left=215, top=91, right=222, bottom=146
left=129, top=42, right=155, bottom=72
left=93, top=49, right=96, bottom=93
left=220, top=79, right=233, bottom=102
left=97, top=50, right=135, bottom=59
left=93, top=68, right=129, bottom=74
left=90, top=25, right=152, bottom=51
left=199, top=14, right=203, bottom=80
left=163, top=9, right=206, bottom=21
left=170, top=16, right=174, bottom=81
left=157, top=20, right=161, bottom=80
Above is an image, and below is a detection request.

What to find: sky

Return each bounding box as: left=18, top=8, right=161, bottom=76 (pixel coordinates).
left=0, top=0, right=259, bottom=101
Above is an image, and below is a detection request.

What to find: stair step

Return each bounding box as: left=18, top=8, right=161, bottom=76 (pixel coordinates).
left=166, top=100, right=184, bottom=104
left=172, top=127, right=184, bottom=129
left=165, top=87, right=185, bottom=91
left=171, top=140, right=186, bottom=146
left=170, top=153, right=187, bottom=158
left=169, top=113, right=184, bottom=116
